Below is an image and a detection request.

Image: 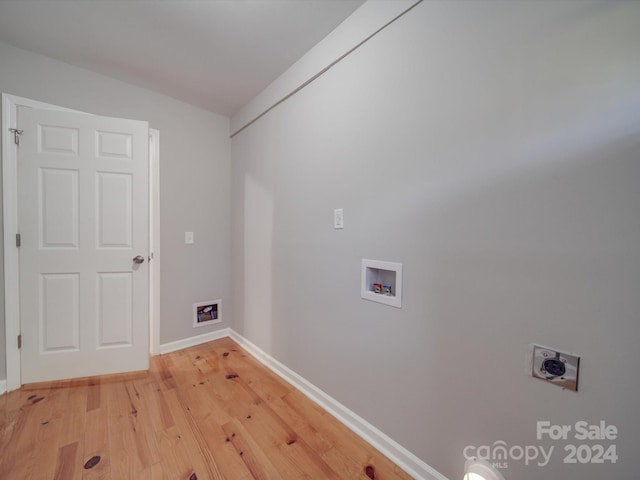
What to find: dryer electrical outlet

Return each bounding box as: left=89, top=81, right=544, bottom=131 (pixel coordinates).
left=531, top=345, right=580, bottom=391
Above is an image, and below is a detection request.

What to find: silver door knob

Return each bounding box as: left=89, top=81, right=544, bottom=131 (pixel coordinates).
left=133, top=255, right=145, bottom=264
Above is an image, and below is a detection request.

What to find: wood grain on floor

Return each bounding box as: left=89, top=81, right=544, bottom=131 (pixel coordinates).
left=0, top=337, right=412, bottom=480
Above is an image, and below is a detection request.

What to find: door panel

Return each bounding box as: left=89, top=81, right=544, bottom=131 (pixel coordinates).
left=39, top=124, right=79, bottom=156
left=39, top=168, right=79, bottom=248
left=97, top=272, right=133, bottom=347
left=96, top=172, right=132, bottom=248
left=18, top=106, right=149, bottom=383
left=40, top=273, right=80, bottom=352
left=96, top=130, right=132, bottom=159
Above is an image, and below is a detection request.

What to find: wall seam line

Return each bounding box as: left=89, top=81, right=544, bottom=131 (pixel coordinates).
left=230, top=0, right=424, bottom=138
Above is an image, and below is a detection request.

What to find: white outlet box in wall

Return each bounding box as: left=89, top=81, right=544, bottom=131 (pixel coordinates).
left=361, top=259, right=402, bottom=308
left=193, top=299, right=222, bottom=328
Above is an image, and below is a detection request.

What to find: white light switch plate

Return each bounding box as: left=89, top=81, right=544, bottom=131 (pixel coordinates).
left=334, top=208, right=344, bottom=229
left=185, top=231, right=194, bottom=244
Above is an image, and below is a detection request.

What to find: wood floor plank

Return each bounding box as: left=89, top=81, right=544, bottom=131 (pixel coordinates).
left=161, top=388, right=225, bottom=480
left=143, top=382, right=175, bottom=433
left=196, top=415, right=254, bottom=480
left=206, top=355, right=342, bottom=480
left=220, top=418, right=284, bottom=480
left=53, top=441, right=81, bottom=480
left=0, top=338, right=414, bottom=480
left=281, top=388, right=412, bottom=480
left=268, top=394, right=335, bottom=455
left=108, top=421, right=144, bottom=478
left=155, top=425, right=197, bottom=480
left=216, top=344, right=291, bottom=403
left=0, top=394, right=48, bottom=479
left=137, top=462, right=167, bottom=480
left=83, top=408, right=111, bottom=480
left=105, top=382, right=141, bottom=479
left=110, top=381, right=161, bottom=475
left=27, top=417, right=65, bottom=480
left=86, top=379, right=102, bottom=412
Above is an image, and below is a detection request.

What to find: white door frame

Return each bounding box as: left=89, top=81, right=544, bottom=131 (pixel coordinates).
left=2, top=93, right=160, bottom=392
left=148, top=128, right=161, bottom=357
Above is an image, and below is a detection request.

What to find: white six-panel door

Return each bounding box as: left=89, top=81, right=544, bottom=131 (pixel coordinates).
left=18, top=106, right=149, bottom=383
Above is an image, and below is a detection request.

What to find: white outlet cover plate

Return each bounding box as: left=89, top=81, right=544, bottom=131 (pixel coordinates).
left=531, top=344, right=580, bottom=391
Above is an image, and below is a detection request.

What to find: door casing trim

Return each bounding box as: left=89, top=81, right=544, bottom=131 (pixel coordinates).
left=1, top=93, right=160, bottom=391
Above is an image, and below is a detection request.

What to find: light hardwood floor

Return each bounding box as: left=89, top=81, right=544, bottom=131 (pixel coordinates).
left=0, top=337, right=413, bottom=479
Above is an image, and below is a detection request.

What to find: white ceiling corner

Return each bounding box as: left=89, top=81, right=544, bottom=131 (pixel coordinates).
left=0, top=0, right=365, bottom=116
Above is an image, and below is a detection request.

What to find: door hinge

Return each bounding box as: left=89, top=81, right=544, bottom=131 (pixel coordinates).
left=18, top=334, right=22, bottom=349
left=16, top=233, right=21, bottom=247
left=9, top=128, right=23, bottom=145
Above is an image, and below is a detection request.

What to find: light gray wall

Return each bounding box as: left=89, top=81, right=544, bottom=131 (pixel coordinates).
left=231, top=1, right=640, bottom=479
left=0, top=148, right=4, bottom=380
left=0, top=41, right=231, bottom=382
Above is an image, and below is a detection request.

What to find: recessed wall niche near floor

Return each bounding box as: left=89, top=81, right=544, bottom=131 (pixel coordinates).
left=361, top=259, right=402, bottom=308
left=193, top=299, right=222, bottom=328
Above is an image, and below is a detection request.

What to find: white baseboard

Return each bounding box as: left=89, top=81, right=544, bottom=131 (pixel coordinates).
left=227, top=329, right=448, bottom=480
left=159, top=327, right=231, bottom=355
left=0, top=379, right=6, bottom=396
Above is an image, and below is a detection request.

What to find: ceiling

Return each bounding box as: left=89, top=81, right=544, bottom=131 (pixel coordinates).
left=0, top=0, right=365, bottom=116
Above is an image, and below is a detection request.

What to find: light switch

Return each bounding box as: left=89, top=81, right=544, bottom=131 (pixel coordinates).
left=185, top=231, right=194, bottom=244
left=334, top=208, right=344, bottom=229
